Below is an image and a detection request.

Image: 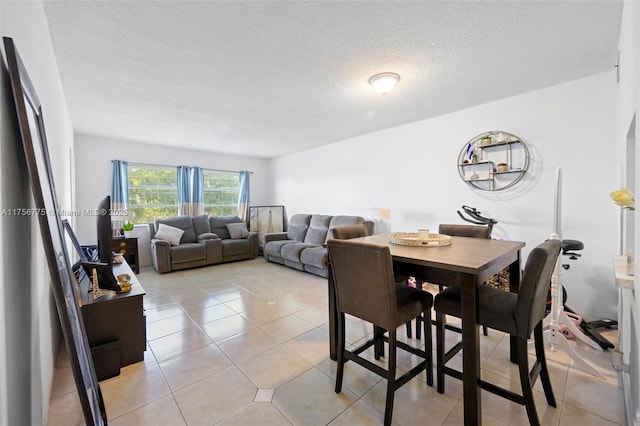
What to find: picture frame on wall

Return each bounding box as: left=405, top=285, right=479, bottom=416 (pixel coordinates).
left=249, top=205, right=285, bottom=247
left=3, top=37, right=107, bottom=425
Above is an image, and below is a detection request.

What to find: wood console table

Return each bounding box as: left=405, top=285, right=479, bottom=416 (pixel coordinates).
left=80, top=260, right=146, bottom=379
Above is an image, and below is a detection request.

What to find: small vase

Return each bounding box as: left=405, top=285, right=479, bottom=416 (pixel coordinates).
left=124, top=230, right=134, bottom=238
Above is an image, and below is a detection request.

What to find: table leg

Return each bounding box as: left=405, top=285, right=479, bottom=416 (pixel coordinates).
left=328, top=261, right=338, bottom=361
left=461, top=274, right=482, bottom=426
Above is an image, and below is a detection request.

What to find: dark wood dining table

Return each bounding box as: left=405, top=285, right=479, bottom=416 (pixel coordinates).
left=327, top=234, right=525, bottom=426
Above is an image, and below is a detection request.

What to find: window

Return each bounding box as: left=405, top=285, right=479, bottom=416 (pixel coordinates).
left=128, top=164, right=178, bottom=223
left=203, top=170, right=240, bottom=216
left=126, top=164, right=241, bottom=223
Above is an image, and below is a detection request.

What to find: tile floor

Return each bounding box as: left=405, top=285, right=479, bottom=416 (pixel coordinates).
left=48, top=258, right=626, bottom=425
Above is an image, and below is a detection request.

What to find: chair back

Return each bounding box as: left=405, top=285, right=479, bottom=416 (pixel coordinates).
left=515, top=239, right=562, bottom=337
left=439, top=224, right=491, bottom=239
left=332, top=224, right=367, bottom=240
left=328, top=239, right=397, bottom=329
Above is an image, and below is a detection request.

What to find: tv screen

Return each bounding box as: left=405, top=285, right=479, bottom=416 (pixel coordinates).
left=96, top=195, right=120, bottom=291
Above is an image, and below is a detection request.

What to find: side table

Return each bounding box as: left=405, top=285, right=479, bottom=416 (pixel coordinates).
left=112, top=236, right=139, bottom=273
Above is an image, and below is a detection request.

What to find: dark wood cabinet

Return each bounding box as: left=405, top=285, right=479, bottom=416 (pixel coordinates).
left=112, top=236, right=139, bottom=273
left=80, top=261, right=146, bottom=379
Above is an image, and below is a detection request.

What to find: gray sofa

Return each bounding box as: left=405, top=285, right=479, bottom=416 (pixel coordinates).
left=148, top=215, right=258, bottom=273
left=263, top=214, right=373, bottom=277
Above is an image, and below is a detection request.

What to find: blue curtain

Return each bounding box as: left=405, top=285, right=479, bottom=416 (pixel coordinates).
left=238, top=171, right=250, bottom=222
left=111, top=160, right=129, bottom=233
left=177, top=165, right=204, bottom=216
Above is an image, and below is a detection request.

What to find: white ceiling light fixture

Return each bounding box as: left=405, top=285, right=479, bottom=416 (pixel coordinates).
left=369, top=72, right=400, bottom=94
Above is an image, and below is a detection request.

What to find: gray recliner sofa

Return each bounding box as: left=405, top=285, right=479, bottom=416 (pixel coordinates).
left=263, top=213, right=373, bottom=277
left=149, top=215, right=258, bottom=273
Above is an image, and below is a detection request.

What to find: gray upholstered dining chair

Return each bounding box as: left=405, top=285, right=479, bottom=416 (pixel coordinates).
left=410, top=223, right=492, bottom=339
left=435, top=239, right=561, bottom=426
left=332, top=225, right=421, bottom=343
left=331, top=224, right=367, bottom=240
left=328, top=239, right=433, bottom=426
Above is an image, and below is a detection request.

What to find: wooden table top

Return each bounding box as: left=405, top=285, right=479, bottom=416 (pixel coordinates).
left=347, top=234, right=525, bottom=275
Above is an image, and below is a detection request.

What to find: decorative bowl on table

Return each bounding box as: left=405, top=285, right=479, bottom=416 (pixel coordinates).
left=388, top=233, right=452, bottom=247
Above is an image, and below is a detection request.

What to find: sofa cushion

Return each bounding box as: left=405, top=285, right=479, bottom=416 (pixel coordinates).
left=289, top=214, right=313, bottom=227
left=304, top=214, right=332, bottom=245
left=303, top=226, right=328, bottom=246
left=171, top=242, right=206, bottom=263
left=264, top=240, right=293, bottom=259
left=300, top=246, right=328, bottom=269
left=281, top=242, right=317, bottom=263
left=192, top=215, right=211, bottom=236
left=222, top=239, right=250, bottom=257
left=227, top=222, right=249, bottom=239
left=287, top=224, right=308, bottom=242
left=155, top=223, right=185, bottom=246
left=156, top=216, right=197, bottom=243
left=209, top=216, right=244, bottom=239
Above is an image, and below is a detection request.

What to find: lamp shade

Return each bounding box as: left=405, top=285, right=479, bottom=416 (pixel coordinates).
left=374, top=208, right=391, bottom=220
left=369, top=72, right=400, bottom=94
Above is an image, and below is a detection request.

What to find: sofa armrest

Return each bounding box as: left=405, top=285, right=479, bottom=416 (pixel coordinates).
left=263, top=232, right=288, bottom=246
left=202, top=238, right=222, bottom=264
left=149, top=238, right=171, bottom=273
left=247, top=232, right=259, bottom=258
left=197, top=232, right=219, bottom=241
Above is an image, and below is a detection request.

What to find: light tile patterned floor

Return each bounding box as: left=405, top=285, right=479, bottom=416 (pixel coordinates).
left=48, top=258, right=626, bottom=425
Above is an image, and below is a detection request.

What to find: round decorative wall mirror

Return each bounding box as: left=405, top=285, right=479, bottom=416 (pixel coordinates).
left=457, top=131, right=530, bottom=191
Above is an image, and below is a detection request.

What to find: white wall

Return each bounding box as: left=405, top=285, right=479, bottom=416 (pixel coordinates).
left=1, top=1, right=75, bottom=424
left=616, top=0, right=640, bottom=423
left=270, top=71, right=618, bottom=320
left=74, top=134, right=270, bottom=267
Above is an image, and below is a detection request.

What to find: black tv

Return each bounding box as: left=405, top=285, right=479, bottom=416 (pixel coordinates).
left=96, top=195, right=120, bottom=291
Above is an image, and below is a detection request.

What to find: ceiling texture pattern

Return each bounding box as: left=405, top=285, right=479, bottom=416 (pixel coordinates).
left=43, top=1, right=622, bottom=158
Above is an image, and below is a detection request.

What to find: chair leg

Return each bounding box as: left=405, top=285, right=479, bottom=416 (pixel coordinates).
left=534, top=323, right=556, bottom=407
left=405, top=320, right=412, bottom=338
left=384, top=329, right=397, bottom=426
left=517, top=337, right=540, bottom=426
left=423, top=309, right=433, bottom=386
left=436, top=311, right=445, bottom=394
left=415, top=314, right=422, bottom=340
left=374, top=326, right=385, bottom=359
left=335, top=312, right=346, bottom=393
left=482, top=325, right=488, bottom=336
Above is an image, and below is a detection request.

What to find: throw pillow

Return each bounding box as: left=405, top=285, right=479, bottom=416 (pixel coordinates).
left=154, top=223, right=185, bottom=246
left=287, top=224, right=308, bottom=241
left=226, top=222, right=249, bottom=239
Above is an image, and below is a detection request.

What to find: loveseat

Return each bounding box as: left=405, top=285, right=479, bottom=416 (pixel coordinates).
left=148, top=215, right=258, bottom=273
left=263, top=214, right=373, bottom=277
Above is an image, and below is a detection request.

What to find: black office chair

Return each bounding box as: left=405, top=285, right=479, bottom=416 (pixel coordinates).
left=435, top=239, right=561, bottom=426
left=328, top=239, right=433, bottom=426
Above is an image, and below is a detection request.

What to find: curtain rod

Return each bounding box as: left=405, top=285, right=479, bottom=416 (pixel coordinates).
left=113, top=160, right=253, bottom=174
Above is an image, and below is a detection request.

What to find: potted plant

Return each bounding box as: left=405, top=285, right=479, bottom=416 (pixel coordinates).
left=123, top=221, right=134, bottom=237
left=480, top=134, right=492, bottom=146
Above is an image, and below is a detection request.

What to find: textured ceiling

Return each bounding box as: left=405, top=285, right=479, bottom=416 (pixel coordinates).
left=43, top=1, right=622, bottom=159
